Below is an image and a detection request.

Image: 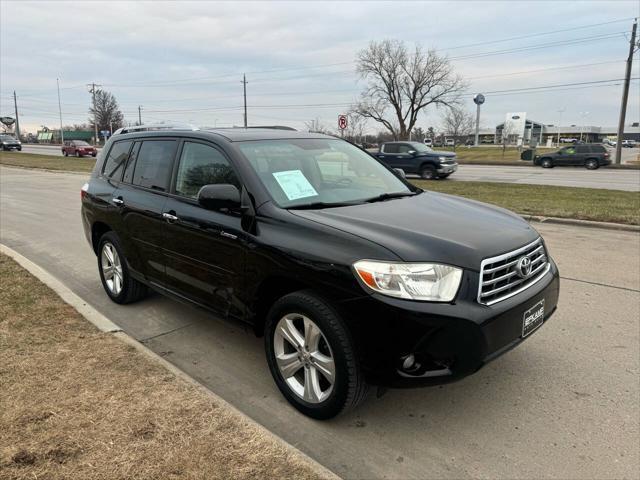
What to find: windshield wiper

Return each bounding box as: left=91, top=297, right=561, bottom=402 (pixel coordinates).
left=364, top=191, right=419, bottom=203
left=287, top=201, right=361, bottom=210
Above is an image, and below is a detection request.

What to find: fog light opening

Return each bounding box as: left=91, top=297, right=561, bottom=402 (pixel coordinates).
left=400, top=354, right=421, bottom=373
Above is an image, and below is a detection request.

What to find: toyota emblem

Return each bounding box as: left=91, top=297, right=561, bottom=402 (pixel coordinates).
left=515, top=256, right=532, bottom=278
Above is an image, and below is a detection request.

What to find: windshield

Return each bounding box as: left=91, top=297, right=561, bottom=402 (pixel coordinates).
left=238, top=138, right=414, bottom=208
left=0, top=135, right=15, bottom=141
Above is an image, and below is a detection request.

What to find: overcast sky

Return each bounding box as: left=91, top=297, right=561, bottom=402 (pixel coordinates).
left=1, top=0, right=638, bottom=134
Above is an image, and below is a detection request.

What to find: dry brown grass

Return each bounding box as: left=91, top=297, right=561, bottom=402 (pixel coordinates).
left=0, top=254, right=327, bottom=480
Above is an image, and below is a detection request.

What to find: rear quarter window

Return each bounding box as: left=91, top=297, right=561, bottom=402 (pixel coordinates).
left=589, top=145, right=606, bottom=153
left=102, top=140, right=133, bottom=179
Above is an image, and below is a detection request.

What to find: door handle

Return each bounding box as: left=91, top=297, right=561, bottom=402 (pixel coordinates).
left=112, top=197, right=124, bottom=206
left=162, top=212, right=179, bottom=223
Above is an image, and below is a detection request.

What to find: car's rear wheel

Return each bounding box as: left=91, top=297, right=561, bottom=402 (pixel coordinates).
left=585, top=158, right=599, bottom=170
left=541, top=158, right=553, bottom=168
left=420, top=165, right=437, bottom=180
left=98, top=232, right=147, bottom=304
left=265, top=290, right=368, bottom=419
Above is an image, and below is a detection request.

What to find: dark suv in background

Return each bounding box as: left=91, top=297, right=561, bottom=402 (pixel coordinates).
left=532, top=144, right=610, bottom=169
left=81, top=125, right=559, bottom=419
left=375, top=141, right=458, bottom=179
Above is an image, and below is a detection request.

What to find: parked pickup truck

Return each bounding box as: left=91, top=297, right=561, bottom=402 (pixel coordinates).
left=375, top=141, right=458, bottom=179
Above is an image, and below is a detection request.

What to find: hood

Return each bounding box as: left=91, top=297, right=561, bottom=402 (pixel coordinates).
left=290, top=192, right=538, bottom=269
left=428, top=150, right=456, bottom=157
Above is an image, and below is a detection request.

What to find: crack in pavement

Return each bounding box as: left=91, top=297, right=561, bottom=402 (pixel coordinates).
left=138, top=323, right=196, bottom=343
left=560, top=275, right=640, bottom=293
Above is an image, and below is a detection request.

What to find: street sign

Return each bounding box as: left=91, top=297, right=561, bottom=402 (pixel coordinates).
left=100, top=130, right=111, bottom=138
left=338, top=114, right=348, bottom=130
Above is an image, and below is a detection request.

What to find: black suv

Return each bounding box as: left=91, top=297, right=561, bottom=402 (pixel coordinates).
left=375, top=141, right=458, bottom=179
left=532, top=144, right=610, bottom=169
left=0, top=134, right=22, bottom=151
left=81, top=126, right=559, bottom=419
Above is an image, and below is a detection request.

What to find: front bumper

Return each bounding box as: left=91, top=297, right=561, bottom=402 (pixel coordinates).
left=340, top=258, right=560, bottom=388
left=437, top=163, right=458, bottom=174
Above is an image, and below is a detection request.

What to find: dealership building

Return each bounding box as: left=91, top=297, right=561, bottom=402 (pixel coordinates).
left=477, top=112, right=640, bottom=145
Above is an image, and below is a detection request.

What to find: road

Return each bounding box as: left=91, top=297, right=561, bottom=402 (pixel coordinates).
left=1, top=166, right=638, bottom=479
left=16, top=144, right=640, bottom=191
left=449, top=164, right=640, bottom=192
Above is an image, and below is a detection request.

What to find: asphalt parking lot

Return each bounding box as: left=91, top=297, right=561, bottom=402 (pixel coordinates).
left=1, top=166, right=638, bottom=479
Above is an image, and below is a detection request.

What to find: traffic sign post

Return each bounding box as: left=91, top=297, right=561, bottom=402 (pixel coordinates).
left=338, top=114, right=347, bottom=137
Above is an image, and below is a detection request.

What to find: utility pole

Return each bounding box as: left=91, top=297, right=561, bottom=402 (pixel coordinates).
left=57, top=78, right=64, bottom=144
left=12, top=91, right=20, bottom=140
left=615, top=18, right=638, bottom=164
left=241, top=74, right=248, bottom=128
left=556, top=108, right=565, bottom=147
left=87, top=83, right=101, bottom=145
left=138, top=105, right=143, bottom=125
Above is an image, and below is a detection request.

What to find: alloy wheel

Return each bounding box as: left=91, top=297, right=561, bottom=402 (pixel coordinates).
left=273, top=313, right=335, bottom=404
left=101, top=242, right=123, bottom=295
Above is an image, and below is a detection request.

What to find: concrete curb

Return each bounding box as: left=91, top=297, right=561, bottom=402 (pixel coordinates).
left=521, top=214, right=640, bottom=232
left=0, top=164, right=90, bottom=176
left=0, top=243, right=340, bottom=480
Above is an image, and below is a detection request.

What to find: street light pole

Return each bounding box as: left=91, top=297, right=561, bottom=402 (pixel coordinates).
left=579, top=111, right=589, bottom=142
left=12, top=91, right=20, bottom=140
left=57, top=78, right=64, bottom=144
left=138, top=105, right=143, bottom=126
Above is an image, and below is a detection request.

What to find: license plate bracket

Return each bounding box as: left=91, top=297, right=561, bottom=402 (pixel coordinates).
left=522, top=299, right=545, bottom=337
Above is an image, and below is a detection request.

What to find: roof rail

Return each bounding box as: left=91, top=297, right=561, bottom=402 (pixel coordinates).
left=113, top=122, right=199, bottom=136
left=203, top=125, right=297, bottom=131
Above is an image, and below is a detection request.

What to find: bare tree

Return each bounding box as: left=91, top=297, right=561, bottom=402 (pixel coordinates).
left=304, top=118, right=333, bottom=135
left=89, top=89, right=124, bottom=133
left=441, top=107, right=474, bottom=150
left=355, top=39, right=466, bottom=140
left=499, top=122, right=517, bottom=158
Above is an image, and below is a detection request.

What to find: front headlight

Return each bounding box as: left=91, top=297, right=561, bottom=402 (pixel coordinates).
left=353, top=260, right=463, bottom=302
left=438, top=156, right=446, bottom=161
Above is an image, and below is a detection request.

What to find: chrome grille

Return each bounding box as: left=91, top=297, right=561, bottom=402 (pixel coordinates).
left=478, top=238, right=550, bottom=306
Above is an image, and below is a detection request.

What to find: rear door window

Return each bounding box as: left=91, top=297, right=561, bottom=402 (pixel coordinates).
left=102, top=140, right=133, bottom=180
left=589, top=145, right=605, bottom=153
left=576, top=146, right=589, bottom=154
left=383, top=144, right=399, bottom=154
left=132, top=140, right=177, bottom=192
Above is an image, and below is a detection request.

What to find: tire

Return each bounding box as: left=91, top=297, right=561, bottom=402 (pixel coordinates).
left=97, top=232, right=147, bottom=304
left=63, top=150, right=68, bottom=157
left=420, top=164, right=437, bottom=180
left=76, top=150, right=82, bottom=157
left=92, top=153, right=97, bottom=157
left=585, top=158, right=599, bottom=170
left=540, top=158, right=553, bottom=168
left=264, top=290, right=368, bottom=419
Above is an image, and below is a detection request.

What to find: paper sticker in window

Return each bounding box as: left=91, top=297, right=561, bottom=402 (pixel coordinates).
left=272, top=170, right=318, bottom=201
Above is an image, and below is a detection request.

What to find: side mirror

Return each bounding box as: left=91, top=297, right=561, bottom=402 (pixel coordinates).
left=408, top=150, right=417, bottom=156
left=394, top=168, right=406, bottom=178
left=197, top=184, right=240, bottom=210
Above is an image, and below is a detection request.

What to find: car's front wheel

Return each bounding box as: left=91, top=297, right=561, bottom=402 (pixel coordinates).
left=265, top=290, right=368, bottom=419
left=420, top=165, right=437, bottom=179
left=76, top=150, right=82, bottom=157
left=541, top=158, right=553, bottom=168
left=97, top=232, right=147, bottom=304
left=585, top=158, right=599, bottom=170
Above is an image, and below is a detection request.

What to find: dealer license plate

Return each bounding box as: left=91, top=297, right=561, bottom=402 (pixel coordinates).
left=522, top=299, right=545, bottom=337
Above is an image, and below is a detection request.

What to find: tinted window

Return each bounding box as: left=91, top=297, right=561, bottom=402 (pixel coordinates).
left=122, top=142, right=141, bottom=184
left=103, top=140, right=133, bottom=179
left=397, top=144, right=412, bottom=154
left=175, top=142, right=239, bottom=198
left=576, top=146, right=589, bottom=154
left=383, top=143, right=399, bottom=153
left=132, top=140, right=177, bottom=191
left=589, top=145, right=606, bottom=153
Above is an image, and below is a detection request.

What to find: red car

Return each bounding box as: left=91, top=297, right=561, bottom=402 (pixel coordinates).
left=62, top=140, right=97, bottom=157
